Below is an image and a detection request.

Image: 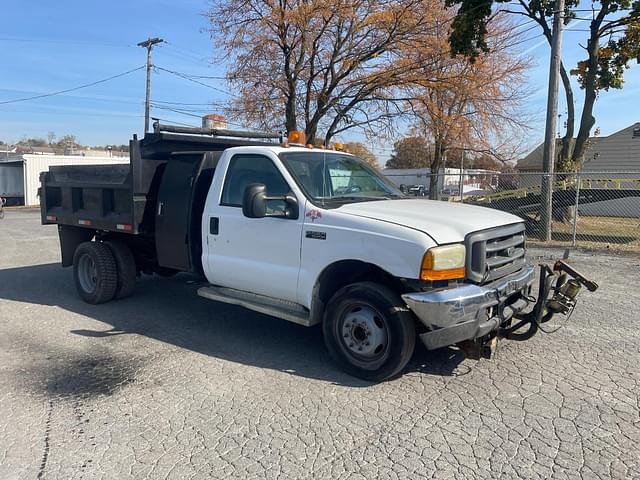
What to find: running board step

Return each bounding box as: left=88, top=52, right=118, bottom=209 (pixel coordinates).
left=197, top=285, right=312, bottom=326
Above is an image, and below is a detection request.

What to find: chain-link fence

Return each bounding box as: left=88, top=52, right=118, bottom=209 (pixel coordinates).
left=384, top=170, right=640, bottom=251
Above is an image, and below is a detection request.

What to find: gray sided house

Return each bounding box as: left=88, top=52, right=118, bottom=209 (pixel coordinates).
left=517, top=122, right=640, bottom=217
left=518, top=122, right=640, bottom=172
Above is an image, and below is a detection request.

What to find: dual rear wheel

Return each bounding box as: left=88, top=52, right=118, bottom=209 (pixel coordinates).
left=72, top=241, right=137, bottom=304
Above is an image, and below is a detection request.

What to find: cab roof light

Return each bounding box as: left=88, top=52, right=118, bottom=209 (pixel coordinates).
left=287, top=131, right=306, bottom=145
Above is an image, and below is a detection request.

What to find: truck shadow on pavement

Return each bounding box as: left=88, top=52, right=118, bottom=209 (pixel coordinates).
left=0, top=263, right=466, bottom=386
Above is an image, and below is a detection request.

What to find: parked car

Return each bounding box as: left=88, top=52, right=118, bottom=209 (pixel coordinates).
left=408, top=184, right=427, bottom=196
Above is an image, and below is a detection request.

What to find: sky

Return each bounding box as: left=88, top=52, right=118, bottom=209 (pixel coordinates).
left=0, top=0, right=638, bottom=161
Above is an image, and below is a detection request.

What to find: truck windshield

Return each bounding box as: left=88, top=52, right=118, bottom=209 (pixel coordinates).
left=280, top=151, right=403, bottom=206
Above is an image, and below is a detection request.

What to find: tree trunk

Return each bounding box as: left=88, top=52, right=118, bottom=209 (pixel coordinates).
left=284, top=88, right=297, bottom=133
left=429, top=139, right=443, bottom=200
left=573, top=33, right=600, bottom=165
left=573, top=84, right=597, bottom=164
left=558, top=63, right=575, bottom=169
left=306, top=124, right=318, bottom=145
left=534, top=17, right=575, bottom=170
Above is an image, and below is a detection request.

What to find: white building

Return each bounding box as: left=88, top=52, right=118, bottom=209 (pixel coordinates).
left=0, top=154, right=129, bottom=206
left=382, top=167, right=499, bottom=194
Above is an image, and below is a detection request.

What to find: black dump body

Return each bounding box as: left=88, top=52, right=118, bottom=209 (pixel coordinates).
left=40, top=123, right=281, bottom=274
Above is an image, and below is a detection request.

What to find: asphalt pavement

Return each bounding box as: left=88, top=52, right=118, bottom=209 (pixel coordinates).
left=1, top=208, right=639, bottom=479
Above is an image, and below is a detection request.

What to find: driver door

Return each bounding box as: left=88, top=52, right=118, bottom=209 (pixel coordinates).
left=205, top=154, right=303, bottom=302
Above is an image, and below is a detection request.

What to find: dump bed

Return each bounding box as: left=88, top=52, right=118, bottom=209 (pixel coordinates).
left=40, top=123, right=282, bottom=273
left=41, top=124, right=282, bottom=235
left=40, top=163, right=136, bottom=232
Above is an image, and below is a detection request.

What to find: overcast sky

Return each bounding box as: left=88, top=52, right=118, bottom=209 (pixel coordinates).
left=0, top=0, right=638, bottom=161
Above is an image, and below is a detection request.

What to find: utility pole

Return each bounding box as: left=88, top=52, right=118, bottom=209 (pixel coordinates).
left=137, top=37, right=164, bottom=134
left=540, top=0, right=564, bottom=241
left=459, top=145, right=465, bottom=202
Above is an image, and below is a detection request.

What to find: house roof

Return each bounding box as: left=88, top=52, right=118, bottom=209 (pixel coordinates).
left=517, top=122, right=640, bottom=171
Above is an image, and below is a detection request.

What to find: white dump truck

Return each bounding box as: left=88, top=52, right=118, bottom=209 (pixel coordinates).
left=40, top=123, right=597, bottom=381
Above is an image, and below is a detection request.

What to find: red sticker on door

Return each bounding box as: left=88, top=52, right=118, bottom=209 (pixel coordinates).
left=305, top=209, right=322, bottom=222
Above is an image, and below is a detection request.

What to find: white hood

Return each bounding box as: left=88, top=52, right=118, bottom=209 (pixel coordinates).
left=336, top=199, right=523, bottom=244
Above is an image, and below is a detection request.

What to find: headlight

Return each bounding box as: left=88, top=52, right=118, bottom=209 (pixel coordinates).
left=420, top=244, right=466, bottom=281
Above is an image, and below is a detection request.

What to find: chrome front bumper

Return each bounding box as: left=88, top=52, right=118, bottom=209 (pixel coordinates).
left=401, top=265, right=535, bottom=350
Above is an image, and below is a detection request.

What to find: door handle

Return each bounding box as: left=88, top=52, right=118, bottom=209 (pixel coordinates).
left=157, top=202, right=164, bottom=216
left=210, top=217, right=219, bottom=235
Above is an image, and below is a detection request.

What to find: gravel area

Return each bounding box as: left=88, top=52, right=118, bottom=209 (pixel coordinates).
left=1, top=209, right=639, bottom=479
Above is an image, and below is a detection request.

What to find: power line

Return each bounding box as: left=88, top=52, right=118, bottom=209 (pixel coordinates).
left=153, top=99, right=224, bottom=106
left=151, top=104, right=203, bottom=119
left=0, top=66, right=145, bottom=105
left=152, top=116, right=200, bottom=128
left=0, top=36, right=133, bottom=48
left=162, top=42, right=212, bottom=65
left=2, top=108, right=144, bottom=119
left=151, top=103, right=254, bottom=129
left=155, top=66, right=236, bottom=97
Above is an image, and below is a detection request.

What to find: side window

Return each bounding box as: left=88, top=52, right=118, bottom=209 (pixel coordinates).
left=221, top=154, right=291, bottom=207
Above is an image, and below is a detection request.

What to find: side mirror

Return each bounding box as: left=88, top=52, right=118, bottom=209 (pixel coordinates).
left=242, top=183, right=299, bottom=219
left=242, top=183, right=268, bottom=218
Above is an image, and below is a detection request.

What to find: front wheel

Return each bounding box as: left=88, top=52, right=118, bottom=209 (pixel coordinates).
left=323, top=282, right=416, bottom=382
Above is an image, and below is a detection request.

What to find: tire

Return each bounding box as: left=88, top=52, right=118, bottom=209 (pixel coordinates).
left=72, top=242, right=118, bottom=304
left=323, top=282, right=416, bottom=382
left=104, top=240, right=137, bottom=299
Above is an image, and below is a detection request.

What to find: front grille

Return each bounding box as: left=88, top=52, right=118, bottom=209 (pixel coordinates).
left=465, top=223, right=526, bottom=284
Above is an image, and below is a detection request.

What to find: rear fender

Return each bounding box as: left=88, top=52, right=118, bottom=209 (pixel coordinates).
left=59, top=225, right=95, bottom=267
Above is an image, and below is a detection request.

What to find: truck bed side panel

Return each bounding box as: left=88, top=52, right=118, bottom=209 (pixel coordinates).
left=41, top=164, right=135, bottom=232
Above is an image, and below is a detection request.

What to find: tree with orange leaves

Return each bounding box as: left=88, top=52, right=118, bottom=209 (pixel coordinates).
left=207, top=0, right=438, bottom=144
left=206, top=0, right=531, bottom=173
left=401, top=15, right=531, bottom=198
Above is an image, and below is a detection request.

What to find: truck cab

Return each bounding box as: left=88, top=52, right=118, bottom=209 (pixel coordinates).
left=40, top=124, right=597, bottom=381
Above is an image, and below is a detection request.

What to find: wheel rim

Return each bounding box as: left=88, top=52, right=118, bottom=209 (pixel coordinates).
left=337, top=303, right=390, bottom=370
left=77, top=253, right=98, bottom=293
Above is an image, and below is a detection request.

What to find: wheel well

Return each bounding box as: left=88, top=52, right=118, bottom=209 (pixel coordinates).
left=98, top=232, right=156, bottom=273
left=310, top=260, right=402, bottom=325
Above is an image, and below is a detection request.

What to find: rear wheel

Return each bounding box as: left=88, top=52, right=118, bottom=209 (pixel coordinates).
left=323, top=282, right=416, bottom=382
left=73, top=242, right=118, bottom=304
left=105, top=240, right=137, bottom=299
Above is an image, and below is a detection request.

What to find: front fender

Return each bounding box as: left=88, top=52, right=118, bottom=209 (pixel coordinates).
left=297, top=206, right=434, bottom=308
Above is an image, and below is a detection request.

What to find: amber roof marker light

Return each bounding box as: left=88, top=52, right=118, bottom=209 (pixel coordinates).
left=287, top=131, right=306, bottom=146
